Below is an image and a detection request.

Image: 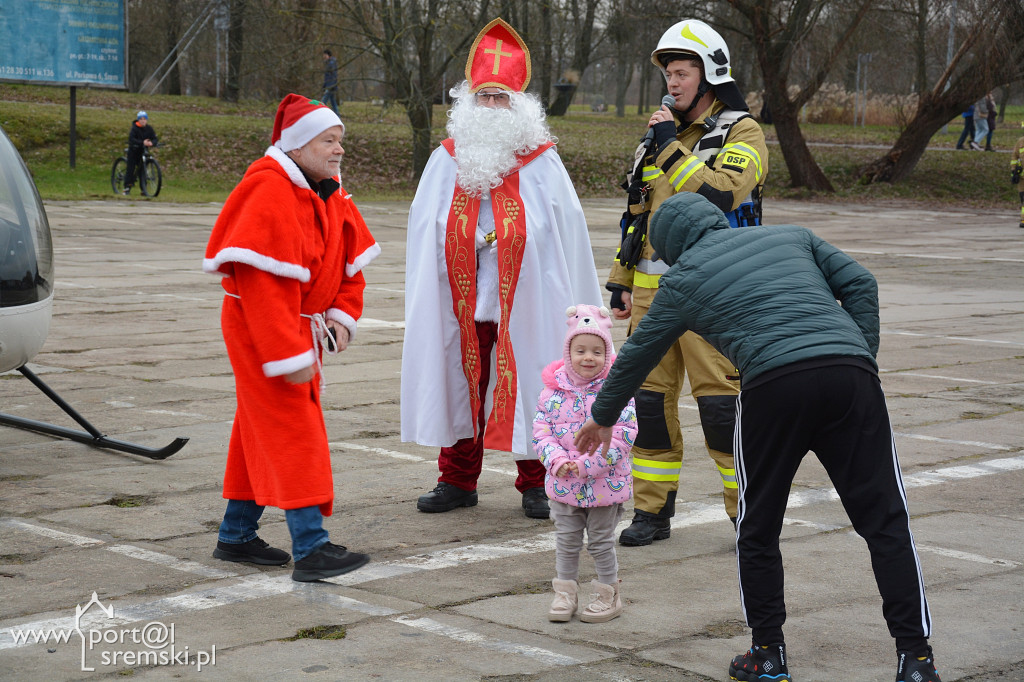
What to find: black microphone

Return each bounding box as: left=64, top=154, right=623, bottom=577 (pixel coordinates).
left=643, top=94, right=678, bottom=143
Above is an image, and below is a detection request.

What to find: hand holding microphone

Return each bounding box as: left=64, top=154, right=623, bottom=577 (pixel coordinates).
left=638, top=93, right=679, bottom=142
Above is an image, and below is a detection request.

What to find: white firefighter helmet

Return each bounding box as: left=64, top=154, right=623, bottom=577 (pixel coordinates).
left=651, top=19, right=733, bottom=85
left=651, top=19, right=749, bottom=111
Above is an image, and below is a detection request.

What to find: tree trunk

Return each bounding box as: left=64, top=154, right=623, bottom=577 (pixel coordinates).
left=408, top=94, right=433, bottom=180
left=165, top=1, right=181, bottom=95
left=539, top=1, right=552, bottom=108
left=860, top=106, right=949, bottom=183
left=225, top=0, right=245, bottom=102
left=772, top=100, right=834, bottom=191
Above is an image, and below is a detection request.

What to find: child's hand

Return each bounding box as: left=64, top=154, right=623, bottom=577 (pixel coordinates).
left=556, top=462, right=579, bottom=477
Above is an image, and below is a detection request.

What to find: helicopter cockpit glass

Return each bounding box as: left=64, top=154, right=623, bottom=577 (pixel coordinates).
left=0, top=127, right=54, bottom=308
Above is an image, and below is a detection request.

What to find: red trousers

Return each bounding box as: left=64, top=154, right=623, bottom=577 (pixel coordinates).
left=438, top=320, right=544, bottom=493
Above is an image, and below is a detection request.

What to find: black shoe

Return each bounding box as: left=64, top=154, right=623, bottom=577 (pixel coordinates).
left=292, top=542, right=370, bottom=582
left=618, top=511, right=671, bottom=546
left=729, top=642, right=791, bottom=681
left=896, top=647, right=942, bottom=682
left=417, top=482, right=478, bottom=512
left=122, top=188, right=131, bottom=195
left=212, top=537, right=290, bottom=566
left=521, top=486, right=550, bottom=519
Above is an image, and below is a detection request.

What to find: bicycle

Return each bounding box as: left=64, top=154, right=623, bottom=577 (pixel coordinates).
left=111, top=144, right=162, bottom=197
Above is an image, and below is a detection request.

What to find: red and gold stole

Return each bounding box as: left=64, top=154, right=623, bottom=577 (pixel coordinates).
left=441, top=139, right=553, bottom=449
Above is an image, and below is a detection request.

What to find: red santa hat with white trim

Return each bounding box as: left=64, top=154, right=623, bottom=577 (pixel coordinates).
left=271, top=93, right=344, bottom=152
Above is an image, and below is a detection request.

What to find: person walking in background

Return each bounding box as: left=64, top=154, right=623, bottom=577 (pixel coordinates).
left=322, top=49, right=339, bottom=115
left=1012, top=122, right=1024, bottom=228
left=534, top=305, right=637, bottom=624
left=204, top=94, right=380, bottom=582
left=122, top=111, right=157, bottom=195
left=971, top=94, right=990, bottom=151
left=606, top=18, right=768, bottom=546
left=955, top=104, right=975, bottom=150
left=576, top=192, right=941, bottom=682
left=401, top=18, right=603, bottom=519
left=984, top=92, right=997, bottom=151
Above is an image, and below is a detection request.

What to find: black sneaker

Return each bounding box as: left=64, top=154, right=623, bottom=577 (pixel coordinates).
left=521, top=486, right=550, bottom=519
left=212, top=537, right=290, bottom=566
left=618, top=511, right=671, bottom=546
left=416, top=482, right=478, bottom=512
left=729, top=642, right=791, bottom=681
left=291, top=542, right=370, bottom=582
left=896, top=648, right=941, bottom=682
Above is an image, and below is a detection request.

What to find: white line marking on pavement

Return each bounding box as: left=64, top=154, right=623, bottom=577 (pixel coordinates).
left=1, top=519, right=104, bottom=546
left=106, top=545, right=237, bottom=579
left=881, top=330, right=1024, bottom=347
left=359, top=318, right=406, bottom=329
left=331, top=441, right=518, bottom=477
left=0, top=575, right=398, bottom=650
left=878, top=370, right=999, bottom=385
left=1, top=520, right=236, bottom=579
left=392, top=615, right=581, bottom=666
left=893, top=433, right=1013, bottom=451
left=913, top=544, right=1021, bottom=568
left=847, top=249, right=1024, bottom=263
left=145, top=409, right=209, bottom=418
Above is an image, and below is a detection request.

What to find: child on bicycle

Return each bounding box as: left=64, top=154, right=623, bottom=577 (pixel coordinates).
left=123, top=111, right=157, bottom=195
left=532, top=304, right=637, bottom=623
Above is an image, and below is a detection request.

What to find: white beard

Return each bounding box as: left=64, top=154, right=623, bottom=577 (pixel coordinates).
left=446, top=82, right=554, bottom=198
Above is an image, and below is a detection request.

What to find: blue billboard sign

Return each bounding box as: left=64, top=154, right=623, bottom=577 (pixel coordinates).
left=0, top=0, right=126, bottom=88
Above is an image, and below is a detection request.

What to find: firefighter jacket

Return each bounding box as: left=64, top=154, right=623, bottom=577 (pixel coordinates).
left=608, top=97, right=768, bottom=299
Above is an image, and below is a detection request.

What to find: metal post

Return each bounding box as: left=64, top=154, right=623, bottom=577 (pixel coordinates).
left=69, top=86, right=77, bottom=169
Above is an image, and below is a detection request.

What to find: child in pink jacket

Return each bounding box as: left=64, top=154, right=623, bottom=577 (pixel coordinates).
left=533, top=304, right=637, bottom=623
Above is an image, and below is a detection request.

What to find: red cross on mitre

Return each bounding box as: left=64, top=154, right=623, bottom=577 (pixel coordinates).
left=465, top=18, right=531, bottom=93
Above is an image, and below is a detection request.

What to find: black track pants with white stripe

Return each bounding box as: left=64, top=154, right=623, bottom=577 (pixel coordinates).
left=733, top=364, right=932, bottom=646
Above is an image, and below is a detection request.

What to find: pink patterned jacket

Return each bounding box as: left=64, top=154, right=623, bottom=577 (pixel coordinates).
left=532, top=359, right=637, bottom=508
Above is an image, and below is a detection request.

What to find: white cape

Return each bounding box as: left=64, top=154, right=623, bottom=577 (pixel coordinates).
left=401, top=144, right=603, bottom=457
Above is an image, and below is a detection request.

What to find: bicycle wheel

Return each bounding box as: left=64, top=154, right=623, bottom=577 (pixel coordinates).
left=111, top=157, right=128, bottom=194
left=140, top=158, right=162, bottom=197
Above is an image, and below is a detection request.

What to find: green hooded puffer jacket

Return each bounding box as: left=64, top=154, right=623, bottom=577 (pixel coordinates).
left=592, top=193, right=879, bottom=427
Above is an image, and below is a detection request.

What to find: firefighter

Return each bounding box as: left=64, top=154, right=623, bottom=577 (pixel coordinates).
left=607, top=19, right=769, bottom=545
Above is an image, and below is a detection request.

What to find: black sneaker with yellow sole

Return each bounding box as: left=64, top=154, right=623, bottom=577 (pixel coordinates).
left=729, top=642, right=791, bottom=681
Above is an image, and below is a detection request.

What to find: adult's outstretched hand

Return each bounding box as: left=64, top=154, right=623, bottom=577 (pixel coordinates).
left=574, top=418, right=612, bottom=457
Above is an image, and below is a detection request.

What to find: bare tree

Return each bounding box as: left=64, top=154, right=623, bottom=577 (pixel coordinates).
left=334, top=1, right=492, bottom=179
left=731, top=0, right=875, bottom=191
left=861, top=0, right=1024, bottom=183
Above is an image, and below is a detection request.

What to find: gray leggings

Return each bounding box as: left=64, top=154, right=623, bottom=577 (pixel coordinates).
left=549, top=500, right=623, bottom=585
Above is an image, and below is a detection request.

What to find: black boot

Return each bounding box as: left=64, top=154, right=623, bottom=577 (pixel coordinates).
left=417, top=481, right=478, bottom=512
left=521, top=486, right=550, bottom=519
left=618, top=510, right=671, bottom=546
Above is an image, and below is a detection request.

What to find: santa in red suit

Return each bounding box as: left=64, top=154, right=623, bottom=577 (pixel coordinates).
left=204, top=94, right=380, bottom=582
left=401, top=19, right=603, bottom=518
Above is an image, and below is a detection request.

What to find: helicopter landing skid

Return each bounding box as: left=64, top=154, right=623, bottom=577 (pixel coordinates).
left=0, top=365, right=187, bottom=460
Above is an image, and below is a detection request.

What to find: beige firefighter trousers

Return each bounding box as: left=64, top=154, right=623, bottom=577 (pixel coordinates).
left=629, top=293, right=740, bottom=518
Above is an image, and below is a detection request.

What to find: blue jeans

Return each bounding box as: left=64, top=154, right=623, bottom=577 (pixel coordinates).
left=218, top=499, right=329, bottom=561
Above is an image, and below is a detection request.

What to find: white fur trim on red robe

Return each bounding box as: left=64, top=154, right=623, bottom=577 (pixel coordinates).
left=203, top=147, right=379, bottom=514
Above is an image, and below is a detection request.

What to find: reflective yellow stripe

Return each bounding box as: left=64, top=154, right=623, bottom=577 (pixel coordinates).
left=641, top=165, right=663, bottom=181
left=632, top=457, right=681, bottom=482
left=669, top=156, right=703, bottom=191
left=722, top=142, right=763, bottom=180
left=633, top=470, right=678, bottom=482
left=716, top=462, right=738, bottom=489
left=633, top=271, right=661, bottom=288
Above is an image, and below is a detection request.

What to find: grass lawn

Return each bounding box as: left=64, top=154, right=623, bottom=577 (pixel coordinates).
left=2, top=83, right=1021, bottom=209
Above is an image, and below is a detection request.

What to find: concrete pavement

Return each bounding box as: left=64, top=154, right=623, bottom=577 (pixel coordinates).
left=0, top=198, right=1021, bottom=681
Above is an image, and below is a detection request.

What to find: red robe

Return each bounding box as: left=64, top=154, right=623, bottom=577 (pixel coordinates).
left=203, top=147, right=380, bottom=515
